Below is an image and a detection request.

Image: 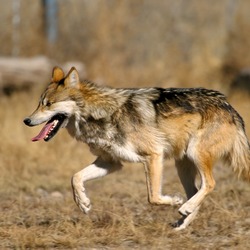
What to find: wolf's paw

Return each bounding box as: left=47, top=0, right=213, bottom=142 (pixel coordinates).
left=178, top=202, right=196, bottom=216
left=171, top=195, right=184, bottom=206
left=172, top=217, right=187, bottom=231
left=173, top=205, right=200, bottom=231
left=72, top=188, right=92, bottom=214
left=76, top=197, right=92, bottom=214
left=151, top=195, right=184, bottom=206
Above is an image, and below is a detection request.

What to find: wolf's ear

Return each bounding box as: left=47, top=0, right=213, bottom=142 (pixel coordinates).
left=52, top=67, right=65, bottom=82
left=65, top=67, right=80, bottom=88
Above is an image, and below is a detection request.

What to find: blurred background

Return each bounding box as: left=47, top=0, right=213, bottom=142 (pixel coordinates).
left=1, top=0, right=250, bottom=91
left=1, top=1, right=250, bottom=248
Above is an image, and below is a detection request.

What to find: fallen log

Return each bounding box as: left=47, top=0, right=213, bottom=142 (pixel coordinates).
left=0, top=56, right=86, bottom=95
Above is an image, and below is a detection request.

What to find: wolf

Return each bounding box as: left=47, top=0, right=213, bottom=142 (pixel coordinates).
left=23, top=67, right=250, bottom=230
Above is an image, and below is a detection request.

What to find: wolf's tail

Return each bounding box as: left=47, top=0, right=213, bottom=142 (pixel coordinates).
left=229, top=128, right=250, bottom=181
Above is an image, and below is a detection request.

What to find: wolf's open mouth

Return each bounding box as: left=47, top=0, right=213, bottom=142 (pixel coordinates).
left=32, top=114, right=66, bottom=142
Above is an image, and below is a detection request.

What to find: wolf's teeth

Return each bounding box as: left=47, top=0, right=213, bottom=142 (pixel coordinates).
left=47, top=120, right=59, bottom=135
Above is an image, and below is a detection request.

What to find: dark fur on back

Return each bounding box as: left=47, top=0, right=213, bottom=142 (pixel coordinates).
left=151, top=87, right=245, bottom=128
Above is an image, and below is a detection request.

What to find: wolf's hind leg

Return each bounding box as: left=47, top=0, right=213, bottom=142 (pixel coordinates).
left=173, top=156, right=200, bottom=230
left=144, top=153, right=183, bottom=206
left=178, top=154, right=215, bottom=217
left=175, top=156, right=198, bottom=200
left=71, top=157, right=122, bottom=213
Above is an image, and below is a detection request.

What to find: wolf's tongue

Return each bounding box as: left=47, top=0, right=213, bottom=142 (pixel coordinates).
left=31, top=122, right=54, bottom=142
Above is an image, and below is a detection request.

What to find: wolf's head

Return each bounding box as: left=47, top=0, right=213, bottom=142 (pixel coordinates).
left=23, top=67, right=82, bottom=142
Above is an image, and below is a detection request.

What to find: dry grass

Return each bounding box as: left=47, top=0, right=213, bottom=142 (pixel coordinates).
left=0, top=84, right=250, bottom=249
left=1, top=1, right=250, bottom=248
left=3, top=1, right=250, bottom=89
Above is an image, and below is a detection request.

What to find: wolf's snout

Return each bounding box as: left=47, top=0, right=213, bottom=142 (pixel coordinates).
left=23, top=118, right=32, bottom=126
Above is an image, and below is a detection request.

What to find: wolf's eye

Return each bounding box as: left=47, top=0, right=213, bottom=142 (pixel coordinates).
left=46, top=102, right=52, bottom=107
left=41, top=97, right=53, bottom=107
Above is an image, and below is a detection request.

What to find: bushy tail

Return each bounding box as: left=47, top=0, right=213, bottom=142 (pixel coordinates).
left=230, top=129, right=250, bottom=181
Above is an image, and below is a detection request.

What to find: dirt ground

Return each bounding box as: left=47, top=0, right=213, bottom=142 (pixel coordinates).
left=0, top=85, right=250, bottom=249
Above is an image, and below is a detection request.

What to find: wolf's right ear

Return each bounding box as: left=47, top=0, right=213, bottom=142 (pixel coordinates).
left=65, top=67, right=80, bottom=88
left=52, top=67, right=65, bottom=82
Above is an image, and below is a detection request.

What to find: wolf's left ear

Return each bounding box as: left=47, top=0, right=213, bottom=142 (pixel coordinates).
left=65, top=67, right=80, bottom=88
left=52, top=67, right=65, bottom=82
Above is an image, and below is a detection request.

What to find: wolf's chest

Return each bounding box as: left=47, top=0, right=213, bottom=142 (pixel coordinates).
left=67, top=117, right=143, bottom=162
left=88, top=140, right=143, bottom=162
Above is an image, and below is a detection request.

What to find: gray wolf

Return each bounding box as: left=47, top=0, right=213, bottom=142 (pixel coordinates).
left=23, top=67, right=250, bottom=230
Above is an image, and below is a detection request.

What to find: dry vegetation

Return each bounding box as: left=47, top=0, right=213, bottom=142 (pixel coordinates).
left=0, top=82, right=249, bottom=249
left=2, top=1, right=250, bottom=88
left=1, top=0, right=250, bottom=249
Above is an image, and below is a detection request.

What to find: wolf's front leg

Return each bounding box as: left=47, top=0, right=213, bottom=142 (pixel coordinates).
left=71, top=157, right=122, bottom=213
left=144, top=153, right=183, bottom=206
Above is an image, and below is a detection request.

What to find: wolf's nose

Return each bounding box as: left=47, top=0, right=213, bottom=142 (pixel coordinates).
left=23, top=118, right=31, bottom=126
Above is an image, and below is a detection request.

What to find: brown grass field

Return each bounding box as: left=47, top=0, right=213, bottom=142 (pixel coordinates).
left=0, top=83, right=250, bottom=249
left=1, top=1, right=250, bottom=249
